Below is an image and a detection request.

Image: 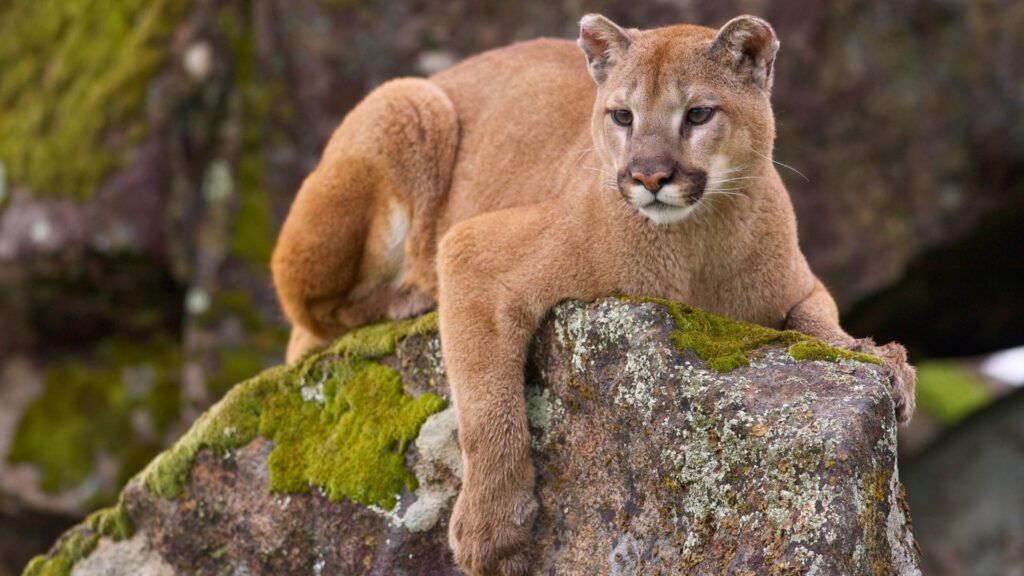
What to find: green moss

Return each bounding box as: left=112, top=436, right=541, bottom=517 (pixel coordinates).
left=323, top=312, right=439, bottom=359
left=7, top=338, right=181, bottom=494
left=261, top=362, right=446, bottom=508
left=0, top=0, right=193, bottom=198
left=85, top=499, right=134, bottom=541
left=85, top=489, right=135, bottom=543
left=707, top=352, right=751, bottom=372
left=23, top=550, right=74, bottom=576
left=140, top=314, right=445, bottom=510
left=22, top=497, right=133, bottom=576
left=915, top=360, right=990, bottom=425
left=22, top=555, right=69, bottom=576
left=139, top=367, right=270, bottom=500
left=787, top=339, right=883, bottom=366
left=635, top=297, right=881, bottom=372
left=22, top=530, right=98, bottom=576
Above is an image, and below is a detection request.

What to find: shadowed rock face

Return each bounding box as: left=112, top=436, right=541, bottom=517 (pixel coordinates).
left=24, top=299, right=919, bottom=576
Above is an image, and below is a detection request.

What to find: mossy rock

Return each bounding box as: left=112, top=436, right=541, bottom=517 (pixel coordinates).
left=138, top=312, right=445, bottom=508
left=914, top=360, right=990, bottom=425
left=24, top=300, right=916, bottom=575
left=0, top=0, right=194, bottom=198
left=5, top=283, right=288, bottom=512
left=638, top=296, right=882, bottom=371
left=22, top=499, right=132, bottom=576
left=7, top=338, right=182, bottom=497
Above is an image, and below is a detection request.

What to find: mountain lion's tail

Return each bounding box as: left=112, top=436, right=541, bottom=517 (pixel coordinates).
left=271, top=78, right=458, bottom=360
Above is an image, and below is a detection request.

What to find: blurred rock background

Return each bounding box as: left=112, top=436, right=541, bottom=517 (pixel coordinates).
left=0, top=0, right=1021, bottom=574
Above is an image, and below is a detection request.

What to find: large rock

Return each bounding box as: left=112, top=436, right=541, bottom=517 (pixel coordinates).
left=904, top=388, right=1024, bottom=576
left=24, top=299, right=920, bottom=575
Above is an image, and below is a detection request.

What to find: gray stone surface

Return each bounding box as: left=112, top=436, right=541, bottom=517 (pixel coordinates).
left=71, top=535, right=174, bottom=576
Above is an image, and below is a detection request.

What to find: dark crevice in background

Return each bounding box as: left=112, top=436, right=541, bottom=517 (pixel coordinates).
left=843, top=193, right=1024, bottom=359
left=0, top=253, right=186, bottom=354
left=0, top=510, right=79, bottom=575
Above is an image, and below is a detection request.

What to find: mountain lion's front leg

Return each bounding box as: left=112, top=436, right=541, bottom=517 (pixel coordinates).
left=436, top=207, right=603, bottom=575
left=785, top=279, right=916, bottom=423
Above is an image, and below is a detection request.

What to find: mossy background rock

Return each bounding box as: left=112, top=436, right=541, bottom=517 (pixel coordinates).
left=26, top=300, right=920, bottom=575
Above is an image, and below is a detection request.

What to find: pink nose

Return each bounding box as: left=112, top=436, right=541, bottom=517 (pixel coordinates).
left=632, top=171, right=671, bottom=192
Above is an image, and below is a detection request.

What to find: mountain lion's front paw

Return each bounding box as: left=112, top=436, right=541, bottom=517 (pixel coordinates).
left=853, top=338, right=916, bottom=424
left=449, top=484, right=537, bottom=576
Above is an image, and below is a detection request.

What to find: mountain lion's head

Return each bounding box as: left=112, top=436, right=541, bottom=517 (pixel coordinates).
left=578, top=14, right=780, bottom=224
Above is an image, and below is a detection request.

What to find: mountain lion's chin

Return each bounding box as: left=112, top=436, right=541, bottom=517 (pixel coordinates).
left=637, top=201, right=697, bottom=225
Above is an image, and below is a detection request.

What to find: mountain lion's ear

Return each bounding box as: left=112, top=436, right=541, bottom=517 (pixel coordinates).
left=712, top=15, right=780, bottom=91
left=578, top=14, right=633, bottom=85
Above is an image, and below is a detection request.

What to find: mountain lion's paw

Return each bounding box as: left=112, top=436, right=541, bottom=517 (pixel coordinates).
left=853, top=338, right=916, bottom=424
left=449, top=486, right=537, bottom=576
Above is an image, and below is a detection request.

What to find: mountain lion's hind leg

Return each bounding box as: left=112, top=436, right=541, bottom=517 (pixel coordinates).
left=285, top=324, right=328, bottom=364
left=785, top=279, right=916, bottom=423
left=272, top=79, right=458, bottom=363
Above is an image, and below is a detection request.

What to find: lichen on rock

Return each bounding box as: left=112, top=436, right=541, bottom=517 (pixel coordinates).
left=528, top=299, right=917, bottom=575
left=389, top=406, right=462, bottom=532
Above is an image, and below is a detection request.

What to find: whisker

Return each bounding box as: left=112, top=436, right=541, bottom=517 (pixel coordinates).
left=580, top=164, right=618, bottom=179
left=750, top=148, right=809, bottom=182
left=706, top=176, right=767, bottom=183
left=715, top=163, right=753, bottom=174
left=704, top=196, right=731, bottom=221
left=570, top=147, right=596, bottom=167
left=696, top=199, right=716, bottom=226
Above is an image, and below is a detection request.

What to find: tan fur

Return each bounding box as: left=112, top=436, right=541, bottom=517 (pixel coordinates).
left=271, top=15, right=915, bottom=575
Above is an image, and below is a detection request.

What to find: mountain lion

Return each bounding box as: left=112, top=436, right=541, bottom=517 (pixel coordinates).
left=271, top=14, right=916, bottom=575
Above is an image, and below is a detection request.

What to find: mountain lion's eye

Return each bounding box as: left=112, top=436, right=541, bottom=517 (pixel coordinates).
left=686, top=107, right=715, bottom=125
left=610, top=109, right=633, bottom=127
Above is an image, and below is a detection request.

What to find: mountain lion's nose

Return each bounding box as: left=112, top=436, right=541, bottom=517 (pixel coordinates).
left=631, top=170, right=672, bottom=193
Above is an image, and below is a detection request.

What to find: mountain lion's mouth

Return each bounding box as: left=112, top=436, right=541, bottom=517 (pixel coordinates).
left=642, top=196, right=694, bottom=210
left=637, top=200, right=697, bottom=224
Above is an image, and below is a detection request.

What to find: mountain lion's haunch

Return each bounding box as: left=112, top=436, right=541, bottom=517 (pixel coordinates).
left=271, top=14, right=916, bottom=575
